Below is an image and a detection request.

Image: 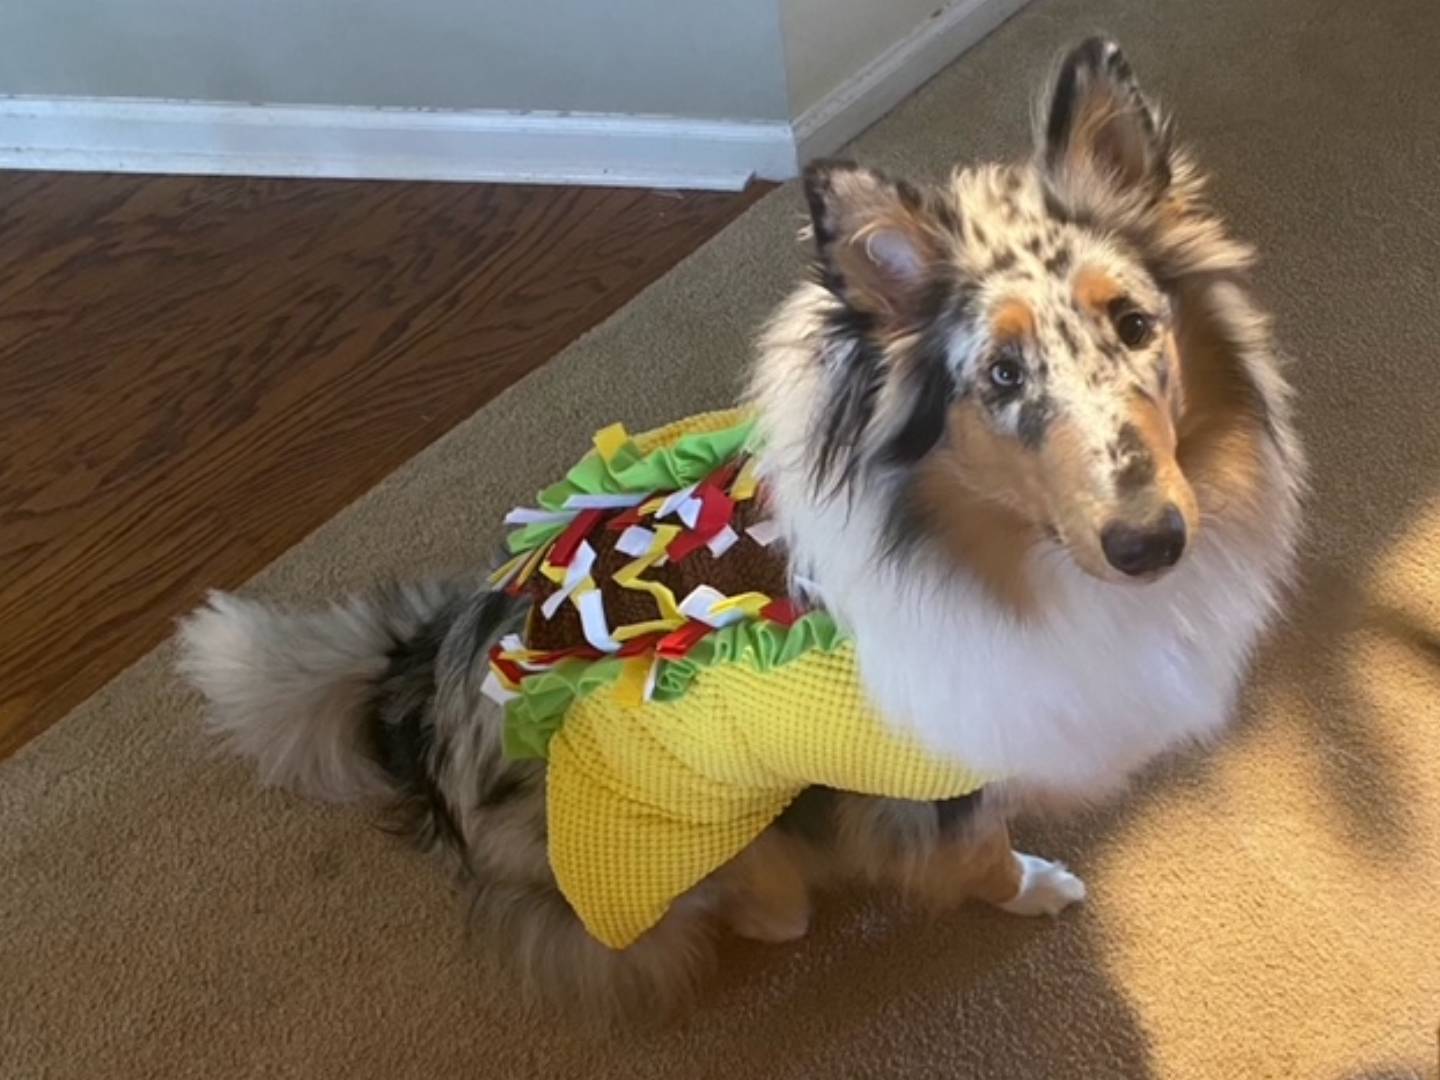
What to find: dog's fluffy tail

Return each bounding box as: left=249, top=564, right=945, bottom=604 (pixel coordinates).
left=177, top=582, right=720, bottom=1022
left=175, top=582, right=460, bottom=802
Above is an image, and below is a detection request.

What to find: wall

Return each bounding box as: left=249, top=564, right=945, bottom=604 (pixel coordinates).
left=0, top=0, right=792, bottom=120
left=0, top=0, right=1027, bottom=188
left=781, top=0, right=948, bottom=117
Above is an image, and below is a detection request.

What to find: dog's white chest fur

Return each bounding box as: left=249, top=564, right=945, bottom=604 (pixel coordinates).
left=768, top=473, right=1285, bottom=797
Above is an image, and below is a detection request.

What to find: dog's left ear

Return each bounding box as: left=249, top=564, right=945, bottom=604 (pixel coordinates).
left=803, top=160, right=945, bottom=324
left=1039, top=38, right=1171, bottom=207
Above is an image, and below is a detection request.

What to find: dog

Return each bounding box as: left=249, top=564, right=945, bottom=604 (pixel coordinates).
left=178, top=38, right=1303, bottom=1020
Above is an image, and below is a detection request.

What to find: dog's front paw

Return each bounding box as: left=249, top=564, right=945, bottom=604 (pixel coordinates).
left=997, top=853, right=1086, bottom=917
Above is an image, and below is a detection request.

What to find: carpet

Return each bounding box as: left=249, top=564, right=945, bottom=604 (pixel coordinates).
left=4, top=0, right=1439, bottom=1076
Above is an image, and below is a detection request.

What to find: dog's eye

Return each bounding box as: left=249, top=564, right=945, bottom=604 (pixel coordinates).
left=988, top=357, right=1025, bottom=390
left=1114, top=310, right=1155, bottom=349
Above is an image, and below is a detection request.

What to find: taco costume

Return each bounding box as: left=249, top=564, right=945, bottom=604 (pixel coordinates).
left=484, top=409, right=988, bottom=949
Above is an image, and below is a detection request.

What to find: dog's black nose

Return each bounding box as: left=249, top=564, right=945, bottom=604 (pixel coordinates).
left=1100, top=505, right=1187, bottom=577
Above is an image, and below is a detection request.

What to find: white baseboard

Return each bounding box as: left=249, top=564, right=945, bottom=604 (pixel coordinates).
left=0, top=2, right=1026, bottom=191
left=794, top=0, right=1031, bottom=162
left=0, top=97, right=797, bottom=191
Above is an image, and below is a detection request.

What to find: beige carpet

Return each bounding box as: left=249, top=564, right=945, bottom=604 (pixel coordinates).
left=6, top=1, right=1440, bottom=1076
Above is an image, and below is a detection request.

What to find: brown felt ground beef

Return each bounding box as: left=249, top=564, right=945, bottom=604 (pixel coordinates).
left=525, top=494, right=788, bottom=651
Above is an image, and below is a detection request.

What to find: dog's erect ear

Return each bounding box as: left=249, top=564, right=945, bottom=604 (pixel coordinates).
left=803, top=160, right=945, bottom=323
left=1039, top=38, right=1171, bottom=207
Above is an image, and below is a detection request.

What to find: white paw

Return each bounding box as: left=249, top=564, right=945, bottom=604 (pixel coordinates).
left=997, top=853, right=1086, bottom=917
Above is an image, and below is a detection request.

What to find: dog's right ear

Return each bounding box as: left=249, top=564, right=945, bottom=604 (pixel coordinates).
left=802, top=160, right=944, bottom=324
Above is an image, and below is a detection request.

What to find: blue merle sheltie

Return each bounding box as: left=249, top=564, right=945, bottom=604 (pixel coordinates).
left=178, top=39, right=1304, bottom=1019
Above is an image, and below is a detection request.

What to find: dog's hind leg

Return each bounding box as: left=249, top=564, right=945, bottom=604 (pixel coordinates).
left=718, top=829, right=813, bottom=943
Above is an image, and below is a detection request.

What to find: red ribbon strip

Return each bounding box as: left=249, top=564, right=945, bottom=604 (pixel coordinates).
left=664, top=481, right=736, bottom=562
left=656, top=621, right=713, bottom=659
left=759, top=598, right=801, bottom=627
left=548, top=509, right=606, bottom=568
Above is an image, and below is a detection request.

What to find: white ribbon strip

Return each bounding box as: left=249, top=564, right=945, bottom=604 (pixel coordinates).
left=540, top=541, right=597, bottom=620
left=614, top=525, right=657, bottom=558
left=655, top=483, right=697, bottom=520
left=677, top=585, right=747, bottom=629
left=706, top=525, right=739, bottom=558
left=561, top=493, right=649, bottom=511
left=745, top=519, right=782, bottom=547
left=576, top=588, right=622, bottom=652
left=503, top=507, right=577, bottom=526
left=480, top=670, right=518, bottom=706
left=675, top=495, right=704, bottom=529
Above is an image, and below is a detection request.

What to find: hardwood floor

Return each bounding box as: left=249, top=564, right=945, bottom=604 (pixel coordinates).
left=0, top=170, right=769, bottom=758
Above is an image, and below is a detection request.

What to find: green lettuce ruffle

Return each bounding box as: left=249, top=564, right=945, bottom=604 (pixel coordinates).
left=503, top=611, right=846, bottom=761
left=501, top=656, right=626, bottom=760
left=650, top=610, right=846, bottom=700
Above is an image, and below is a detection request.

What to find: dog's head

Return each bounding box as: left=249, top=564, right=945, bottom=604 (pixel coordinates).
left=800, top=39, right=1261, bottom=587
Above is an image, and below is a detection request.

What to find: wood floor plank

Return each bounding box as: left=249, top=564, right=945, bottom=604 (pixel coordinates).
left=0, top=171, right=769, bottom=758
